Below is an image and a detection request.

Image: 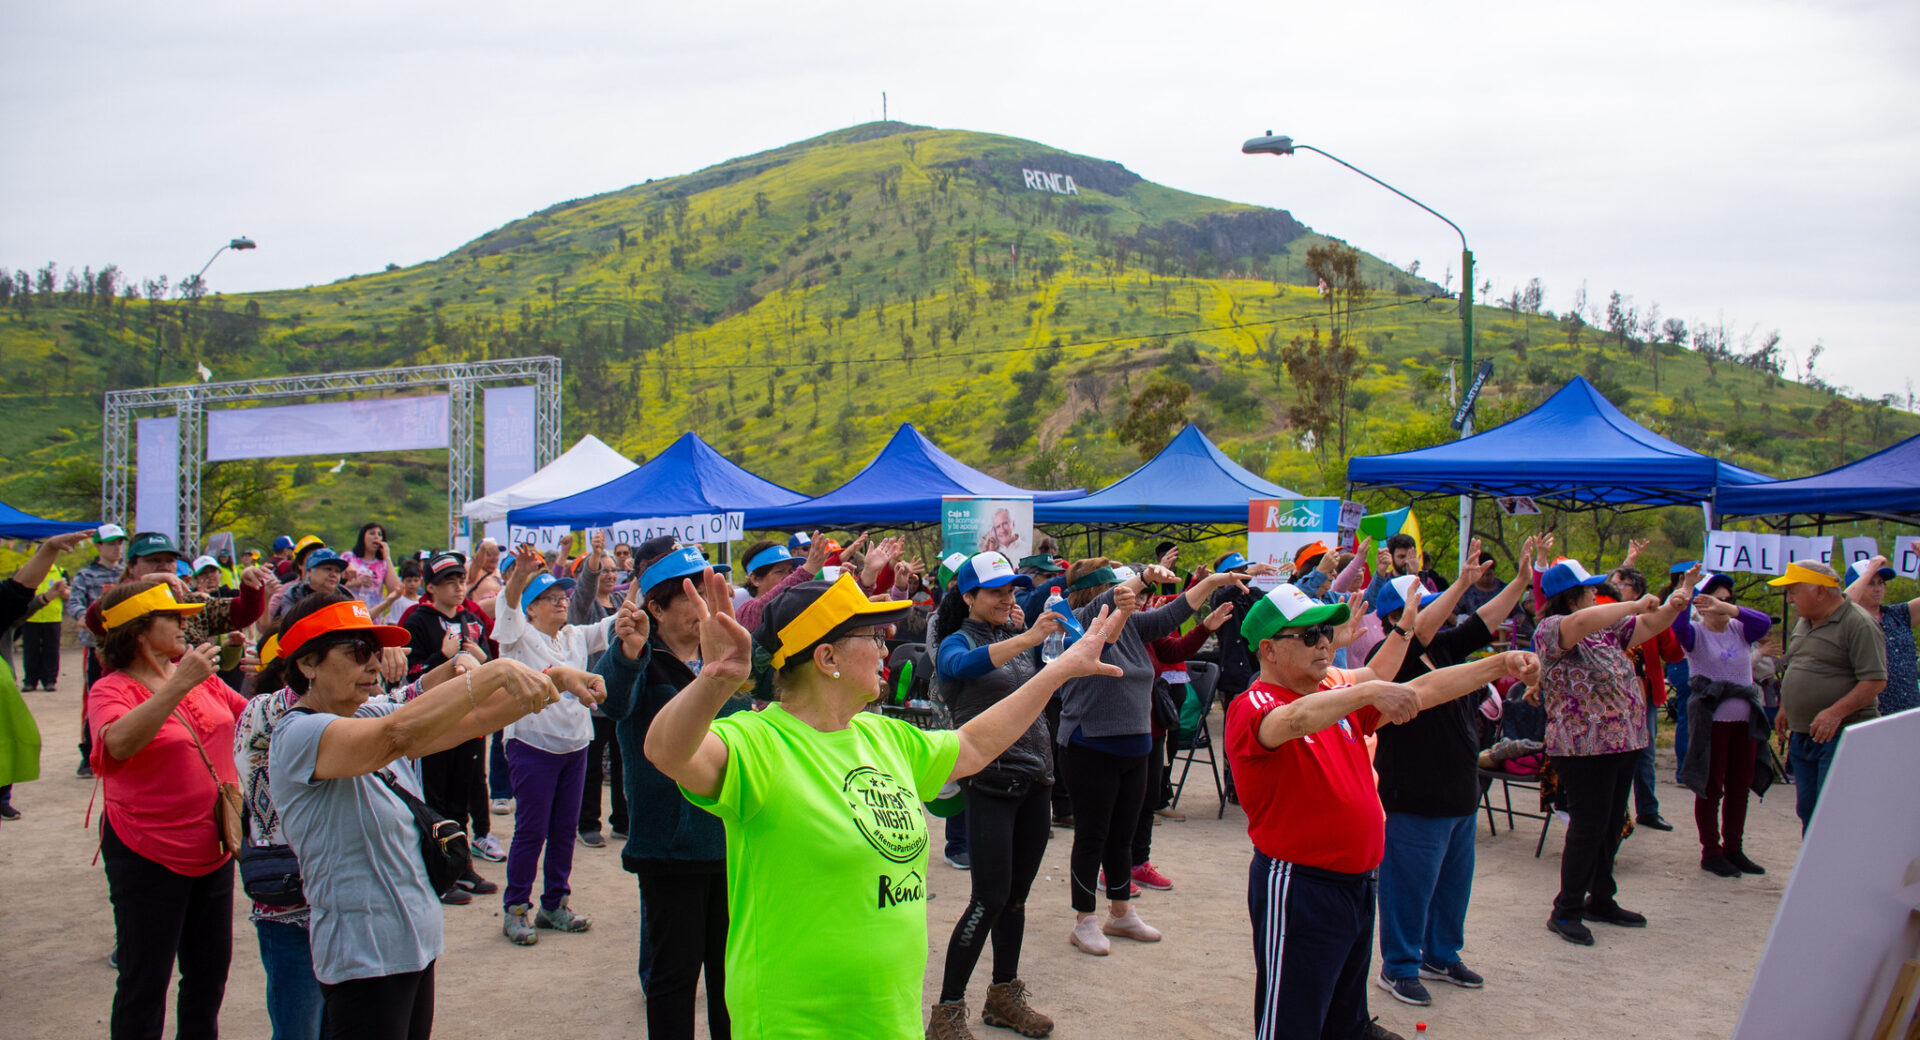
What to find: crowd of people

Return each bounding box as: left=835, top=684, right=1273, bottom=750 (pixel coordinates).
left=0, top=516, right=1913, bottom=1040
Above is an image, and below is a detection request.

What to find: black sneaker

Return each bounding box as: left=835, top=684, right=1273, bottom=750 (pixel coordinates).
left=440, top=887, right=473, bottom=905
left=1634, top=813, right=1674, bottom=831
left=1701, top=854, right=1742, bottom=878
left=76, top=761, right=94, bottom=778
left=1548, top=914, right=1595, bottom=945
left=1376, top=970, right=1431, bottom=1006
left=0, top=805, right=20, bottom=821
left=456, top=870, right=498, bottom=895
left=578, top=830, right=606, bottom=848
left=1583, top=901, right=1647, bottom=927
left=1419, top=960, right=1485, bottom=988
left=1726, top=850, right=1766, bottom=875
left=943, top=850, right=971, bottom=870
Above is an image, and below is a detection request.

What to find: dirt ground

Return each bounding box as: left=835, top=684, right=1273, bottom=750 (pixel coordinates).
left=3, top=647, right=1794, bottom=1039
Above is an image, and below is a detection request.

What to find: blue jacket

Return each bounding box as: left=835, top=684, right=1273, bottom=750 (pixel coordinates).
left=599, top=629, right=747, bottom=872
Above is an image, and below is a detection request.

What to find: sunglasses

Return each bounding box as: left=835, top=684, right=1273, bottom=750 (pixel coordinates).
left=1270, top=623, right=1337, bottom=648
left=324, top=636, right=382, bottom=665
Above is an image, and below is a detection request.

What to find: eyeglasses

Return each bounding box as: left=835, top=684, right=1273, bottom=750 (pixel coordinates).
left=326, top=636, right=381, bottom=665
left=836, top=630, right=888, bottom=651
left=1271, top=624, right=1337, bottom=648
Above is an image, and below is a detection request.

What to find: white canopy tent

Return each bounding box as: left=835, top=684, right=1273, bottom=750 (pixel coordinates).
left=461, top=434, right=637, bottom=527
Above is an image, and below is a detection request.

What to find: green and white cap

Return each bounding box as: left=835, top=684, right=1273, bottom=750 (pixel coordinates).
left=1239, top=582, right=1351, bottom=645
left=937, top=551, right=969, bottom=586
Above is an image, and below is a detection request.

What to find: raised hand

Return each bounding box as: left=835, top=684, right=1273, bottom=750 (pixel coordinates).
left=1460, top=538, right=1489, bottom=583
left=803, top=532, right=830, bottom=573
left=1331, top=591, right=1368, bottom=647
left=1371, top=682, right=1421, bottom=725
left=170, top=642, right=222, bottom=692
left=1141, top=563, right=1178, bottom=587
left=1158, top=545, right=1180, bottom=572
left=1025, top=610, right=1066, bottom=644
left=615, top=600, right=651, bottom=658
left=548, top=665, right=608, bottom=707
left=1201, top=601, right=1235, bottom=632
left=1624, top=538, right=1650, bottom=567
left=690, top=572, right=753, bottom=682
left=1008, top=602, right=1027, bottom=630
left=378, top=646, right=409, bottom=684
left=1504, top=650, right=1542, bottom=689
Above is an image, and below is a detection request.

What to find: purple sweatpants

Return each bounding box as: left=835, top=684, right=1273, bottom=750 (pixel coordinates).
left=502, top=739, right=588, bottom=912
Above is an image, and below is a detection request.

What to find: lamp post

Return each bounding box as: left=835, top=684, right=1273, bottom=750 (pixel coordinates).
left=1243, top=134, right=1477, bottom=573
left=157, top=236, right=256, bottom=383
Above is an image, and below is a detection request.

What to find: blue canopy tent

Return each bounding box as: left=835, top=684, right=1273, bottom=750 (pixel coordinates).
left=1347, top=377, right=1772, bottom=511
left=1715, top=433, right=1920, bottom=525
left=1033, top=423, right=1300, bottom=537
left=748, top=423, right=1084, bottom=529
left=0, top=501, right=97, bottom=540
left=507, top=431, right=809, bottom=529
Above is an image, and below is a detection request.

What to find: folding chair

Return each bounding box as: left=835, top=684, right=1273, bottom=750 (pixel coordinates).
left=1169, top=661, right=1226, bottom=819
left=1477, top=766, right=1554, bottom=857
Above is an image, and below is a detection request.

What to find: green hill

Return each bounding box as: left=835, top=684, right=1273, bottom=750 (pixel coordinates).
left=3, top=121, right=1913, bottom=567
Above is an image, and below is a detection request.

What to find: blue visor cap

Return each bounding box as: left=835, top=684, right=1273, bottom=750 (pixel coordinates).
left=955, top=551, right=1033, bottom=595
left=520, top=573, right=576, bottom=611
left=1374, top=574, right=1442, bottom=618
left=639, top=546, right=732, bottom=598
left=747, top=545, right=798, bottom=576
left=1669, top=559, right=1701, bottom=575
left=1541, top=560, right=1608, bottom=600
left=1845, top=562, right=1896, bottom=585
left=787, top=532, right=812, bottom=551
left=1215, top=552, right=1250, bottom=573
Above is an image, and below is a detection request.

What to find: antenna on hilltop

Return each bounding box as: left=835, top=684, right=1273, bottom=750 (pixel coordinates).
left=882, top=91, right=888, bottom=123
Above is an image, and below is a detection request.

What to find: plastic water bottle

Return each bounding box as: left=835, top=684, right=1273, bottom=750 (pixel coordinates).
left=894, top=659, right=914, bottom=704
left=1041, top=586, right=1068, bottom=662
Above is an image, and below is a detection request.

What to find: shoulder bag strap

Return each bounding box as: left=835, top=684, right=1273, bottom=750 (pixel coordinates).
left=170, top=702, right=223, bottom=787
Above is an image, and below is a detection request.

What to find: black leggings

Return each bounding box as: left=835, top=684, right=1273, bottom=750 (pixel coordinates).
left=1552, top=750, right=1638, bottom=917
left=940, top=780, right=1052, bottom=1001
left=101, top=814, right=233, bottom=1040
left=1062, top=742, right=1150, bottom=913
left=320, top=962, right=435, bottom=1040
left=635, top=869, right=731, bottom=1040
left=1131, top=733, right=1168, bottom=866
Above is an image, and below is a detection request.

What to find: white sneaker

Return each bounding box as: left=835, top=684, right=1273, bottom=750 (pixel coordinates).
left=1102, top=908, right=1162, bottom=943
left=490, top=798, right=511, bottom=816
left=1070, top=915, right=1111, bottom=956
left=471, top=834, right=507, bottom=862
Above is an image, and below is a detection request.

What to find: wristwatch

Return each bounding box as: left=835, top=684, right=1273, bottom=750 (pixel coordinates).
left=1390, top=623, right=1410, bottom=639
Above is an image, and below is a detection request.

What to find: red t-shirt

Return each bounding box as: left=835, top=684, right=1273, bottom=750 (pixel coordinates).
left=1226, top=669, right=1386, bottom=874
left=89, top=672, right=249, bottom=876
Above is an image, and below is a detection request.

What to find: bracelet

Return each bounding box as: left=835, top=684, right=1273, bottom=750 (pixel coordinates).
left=464, top=673, right=478, bottom=711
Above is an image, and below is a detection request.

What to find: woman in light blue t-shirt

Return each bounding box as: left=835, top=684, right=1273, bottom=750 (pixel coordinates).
left=269, top=599, right=606, bottom=1039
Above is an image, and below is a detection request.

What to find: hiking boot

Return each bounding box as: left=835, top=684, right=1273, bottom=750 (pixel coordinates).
left=470, top=834, right=506, bottom=862
left=926, top=999, right=974, bottom=1040
left=1101, top=907, right=1161, bottom=943
left=536, top=898, right=592, bottom=932
left=439, top=886, right=472, bottom=906
left=1701, top=854, right=1742, bottom=878
left=1726, top=850, right=1766, bottom=875
left=1130, top=861, right=1173, bottom=891
left=1547, top=914, right=1594, bottom=946
left=983, top=979, right=1054, bottom=1037
left=1069, top=915, right=1110, bottom=956
left=1420, top=960, right=1485, bottom=988
left=456, top=868, right=497, bottom=894
left=503, top=903, right=538, bottom=945
left=1376, top=970, right=1432, bottom=1006
left=578, top=829, right=606, bottom=848
left=1582, top=900, right=1647, bottom=927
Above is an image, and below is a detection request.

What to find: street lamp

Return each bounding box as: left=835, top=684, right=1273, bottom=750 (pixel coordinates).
left=1244, top=133, right=1478, bottom=573
left=157, top=236, right=256, bottom=383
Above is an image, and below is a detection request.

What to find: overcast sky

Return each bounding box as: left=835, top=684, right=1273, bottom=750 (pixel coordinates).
left=5, top=0, right=1915, bottom=395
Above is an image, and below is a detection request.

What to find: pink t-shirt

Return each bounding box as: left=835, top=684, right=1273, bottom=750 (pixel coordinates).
left=90, top=672, right=249, bottom=876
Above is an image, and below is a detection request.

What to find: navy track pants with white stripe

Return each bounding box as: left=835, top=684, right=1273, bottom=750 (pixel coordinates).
left=1248, top=851, right=1376, bottom=1040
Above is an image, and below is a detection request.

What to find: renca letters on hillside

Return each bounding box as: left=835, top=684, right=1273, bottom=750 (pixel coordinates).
left=1022, top=169, right=1079, bottom=195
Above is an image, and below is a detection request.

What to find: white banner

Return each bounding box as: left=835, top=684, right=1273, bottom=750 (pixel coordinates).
left=1840, top=537, right=1879, bottom=568
left=1895, top=536, right=1920, bottom=579
left=1704, top=531, right=1785, bottom=575
left=135, top=417, right=180, bottom=542
left=1781, top=535, right=1834, bottom=566
left=605, top=513, right=745, bottom=547
left=1248, top=498, right=1342, bottom=569
left=483, top=386, right=537, bottom=494
left=206, top=395, right=450, bottom=461
left=506, top=524, right=572, bottom=553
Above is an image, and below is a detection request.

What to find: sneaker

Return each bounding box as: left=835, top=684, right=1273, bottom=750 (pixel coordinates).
left=926, top=998, right=975, bottom=1040
left=456, top=869, right=498, bottom=894
left=610, top=825, right=628, bottom=839
left=1376, top=970, right=1432, bottom=1006
left=983, top=979, right=1053, bottom=1038
left=1069, top=915, right=1110, bottom=956
left=1547, top=914, right=1594, bottom=946
left=503, top=902, right=538, bottom=945
left=1726, top=850, right=1766, bottom=875
left=1153, top=807, right=1187, bottom=822
left=0, top=805, right=20, bottom=821
left=1634, top=813, right=1674, bottom=831
left=440, top=887, right=473, bottom=906
left=535, top=897, right=592, bottom=932
left=578, top=830, right=606, bottom=848
left=1130, top=861, right=1173, bottom=891
left=490, top=798, right=511, bottom=816
left=471, top=834, right=507, bottom=862
left=1701, top=854, right=1742, bottom=878
left=1582, top=901, right=1647, bottom=928
left=944, top=849, right=971, bottom=870
left=76, top=761, right=93, bottom=779
left=108, top=947, right=118, bottom=969
left=1420, top=960, right=1486, bottom=988
left=1101, top=908, right=1161, bottom=943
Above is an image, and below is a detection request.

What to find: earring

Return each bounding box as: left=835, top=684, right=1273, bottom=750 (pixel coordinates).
left=831, top=671, right=841, bottom=679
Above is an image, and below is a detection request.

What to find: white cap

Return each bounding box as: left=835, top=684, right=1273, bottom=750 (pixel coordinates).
left=191, top=555, right=221, bottom=575
left=94, top=523, right=127, bottom=543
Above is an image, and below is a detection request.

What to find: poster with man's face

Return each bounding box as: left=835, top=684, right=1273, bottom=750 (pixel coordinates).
left=941, top=497, right=1034, bottom=564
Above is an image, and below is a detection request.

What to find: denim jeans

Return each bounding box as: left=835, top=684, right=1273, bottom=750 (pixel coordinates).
left=256, top=919, right=325, bottom=1040
left=944, top=809, right=968, bottom=858
left=1633, top=699, right=1660, bottom=818
left=1788, top=731, right=1844, bottom=834
left=1378, top=812, right=1476, bottom=980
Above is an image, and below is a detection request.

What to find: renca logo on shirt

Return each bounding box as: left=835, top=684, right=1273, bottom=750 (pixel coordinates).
left=841, top=766, right=926, bottom=863
left=878, top=870, right=925, bottom=908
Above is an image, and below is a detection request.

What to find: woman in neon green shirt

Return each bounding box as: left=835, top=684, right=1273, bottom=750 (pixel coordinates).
left=647, top=572, right=1122, bottom=1040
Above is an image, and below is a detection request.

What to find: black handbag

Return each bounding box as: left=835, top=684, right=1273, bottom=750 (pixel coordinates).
left=373, top=769, right=471, bottom=897
left=1151, top=677, right=1180, bottom=731
left=238, top=816, right=306, bottom=907
left=964, top=766, right=1031, bottom=801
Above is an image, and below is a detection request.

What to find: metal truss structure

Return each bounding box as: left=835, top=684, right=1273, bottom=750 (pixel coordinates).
left=102, top=357, right=563, bottom=552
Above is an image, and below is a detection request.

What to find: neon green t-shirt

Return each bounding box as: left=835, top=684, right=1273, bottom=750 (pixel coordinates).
left=685, top=705, right=961, bottom=1040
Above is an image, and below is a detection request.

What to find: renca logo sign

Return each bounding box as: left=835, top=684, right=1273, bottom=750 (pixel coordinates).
left=1021, top=169, right=1079, bottom=196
